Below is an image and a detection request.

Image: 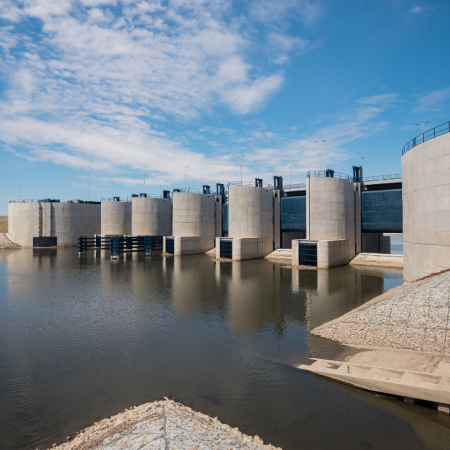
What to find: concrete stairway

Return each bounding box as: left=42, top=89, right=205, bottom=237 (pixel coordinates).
left=300, top=358, right=450, bottom=412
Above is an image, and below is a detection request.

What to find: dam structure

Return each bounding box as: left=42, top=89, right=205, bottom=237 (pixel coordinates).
left=131, top=193, right=172, bottom=237
left=402, top=120, right=450, bottom=281
left=163, top=186, right=221, bottom=256
left=8, top=199, right=101, bottom=247
left=292, top=170, right=357, bottom=269
left=216, top=179, right=276, bottom=261
left=101, top=197, right=132, bottom=236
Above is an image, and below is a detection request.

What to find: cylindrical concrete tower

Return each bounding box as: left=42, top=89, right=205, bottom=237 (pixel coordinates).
left=228, top=186, right=273, bottom=238
left=172, top=193, right=215, bottom=238
left=307, top=176, right=355, bottom=242
left=53, top=203, right=101, bottom=246
left=402, top=130, right=450, bottom=281
left=131, top=197, right=172, bottom=236
left=8, top=202, right=101, bottom=247
left=101, top=201, right=132, bottom=235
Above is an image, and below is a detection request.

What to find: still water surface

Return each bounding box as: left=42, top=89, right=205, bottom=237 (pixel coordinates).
left=0, top=249, right=448, bottom=450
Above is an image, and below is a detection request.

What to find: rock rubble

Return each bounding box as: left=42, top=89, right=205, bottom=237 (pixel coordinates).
left=49, top=399, right=281, bottom=450
left=312, top=271, right=450, bottom=353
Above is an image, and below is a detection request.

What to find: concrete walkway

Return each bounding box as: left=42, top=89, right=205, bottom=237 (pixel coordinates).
left=51, top=400, right=280, bottom=450
left=312, top=271, right=450, bottom=353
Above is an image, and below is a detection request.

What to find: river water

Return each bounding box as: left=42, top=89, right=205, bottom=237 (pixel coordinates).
left=0, top=249, right=448, bottom=450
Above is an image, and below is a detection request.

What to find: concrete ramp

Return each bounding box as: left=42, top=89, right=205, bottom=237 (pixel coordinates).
left=350, top=252, right=403, bottom=268
left=299, top=357, right=450, bottom=412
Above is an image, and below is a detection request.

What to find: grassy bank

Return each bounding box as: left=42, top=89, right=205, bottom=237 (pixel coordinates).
left=0, top=216, right=8, bottom=233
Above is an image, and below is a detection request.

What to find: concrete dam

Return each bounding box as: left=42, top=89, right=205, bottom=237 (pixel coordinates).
left=7, top=120, right=450, bottom=281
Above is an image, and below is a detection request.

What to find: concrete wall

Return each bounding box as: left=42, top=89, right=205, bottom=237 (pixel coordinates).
left=131, top=197, right=172, bottom=236
left=226, top=186, right=274, bottom=259
left=362, top=233, right=391, bottom=254
left=101, top=201, right=132, bottom=236
left=8, top=202, right=101, bottom=247
left=228, top=186, right=273, bottom=239
left=8, top=202, right=40, bottom=246
left=402, top=132, right=450, bottom=281
left=292, top=239, right=354, bottom=269
left=169, top=192, right=217, bottom=254
left=305, top=176, right=356, bottom=266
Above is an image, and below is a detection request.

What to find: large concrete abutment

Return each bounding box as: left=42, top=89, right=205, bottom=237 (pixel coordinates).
left=101, top=200, right=132, bottom=236
left=293, top=175, right=356, bottom=268
left=8, top=202, right=101, bottom=247
left=164, top=192, right=217, bottom=255
left=402, top=131, right=450, bottom=281
left=131, top=197, right=172, bottom=236
left=216, top=185, right=274, bottom=260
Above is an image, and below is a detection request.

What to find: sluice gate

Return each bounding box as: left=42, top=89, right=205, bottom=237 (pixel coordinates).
left=78, top=235, right=162, bottom=258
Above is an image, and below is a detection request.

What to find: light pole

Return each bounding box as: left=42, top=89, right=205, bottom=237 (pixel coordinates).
left=183, top=166, right=188, bottom=191
left=289, top=166, right=292, bottom=187
left=143, top=173, right=146, bottom=194
left=112, top=181, right=115, bottom=199
left=416, top=121, right=429, bottom=143
left=237, top=154, right=245, bottom=184
left=315, top=140, right=325, bottom=172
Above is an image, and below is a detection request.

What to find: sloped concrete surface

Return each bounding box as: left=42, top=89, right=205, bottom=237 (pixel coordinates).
left=50, top=400, right=280, bottom=450
left=350, top=253, right=403, bottom=268
left=0, top=233, right=20, bottom=249
left=312, top=271, right=450, bottom=353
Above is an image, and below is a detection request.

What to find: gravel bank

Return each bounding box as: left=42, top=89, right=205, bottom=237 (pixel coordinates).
left=312, top=271, right=450, bottom=353
left=49, top=399, right=280, bottom=450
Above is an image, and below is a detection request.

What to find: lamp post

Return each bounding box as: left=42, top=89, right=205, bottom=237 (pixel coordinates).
left=289, top=166, right=292, bottom=187
left=315, top=140, right=325, bottom=172
left=236, top=154, right=245, bottom=184
left=112, top=181, right=115, bottom=199
left=416, top=121, right=429, bottom=143
left=183, top=166, right=188, bottom=191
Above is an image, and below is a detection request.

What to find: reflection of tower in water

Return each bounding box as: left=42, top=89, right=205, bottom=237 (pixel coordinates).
left=302, top=267, right=385, bottom=332
left=226, top=260, right=285, bottom=335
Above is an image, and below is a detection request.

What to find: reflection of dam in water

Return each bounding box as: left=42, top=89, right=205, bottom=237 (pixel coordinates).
left=2, top=248, right=424, bottom=450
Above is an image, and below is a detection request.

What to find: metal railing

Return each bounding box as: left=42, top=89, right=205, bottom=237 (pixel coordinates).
left=228, top=181, right=274, bottom=189
left=100, top=197, right=131, bottom=202
left=284, top=183, right=306, bottom=189
left=307, top=171, right=351, bottom=180
left=9, top=199, right=36, bottom=203
left=402, top=121, right=450, bottom=155
left=363, top=174, right=401, bottom=182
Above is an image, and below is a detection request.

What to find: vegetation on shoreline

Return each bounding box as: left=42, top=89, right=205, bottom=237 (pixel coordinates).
left=0, top=216, right=7, bottom=233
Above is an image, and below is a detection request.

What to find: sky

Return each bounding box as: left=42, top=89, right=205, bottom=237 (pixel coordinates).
left=1, top=0, right=450, bottom=211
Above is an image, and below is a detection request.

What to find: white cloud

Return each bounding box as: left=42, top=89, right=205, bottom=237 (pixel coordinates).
left=0, top=0, right=392, bottom=188
left=250, top=0, right=320, bottom=25
left=413, top=87, right=450, bottom=113
left=410, top=6, right=425, bottom=13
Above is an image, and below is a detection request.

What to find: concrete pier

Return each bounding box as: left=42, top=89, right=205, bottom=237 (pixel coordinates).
left=216, top=185, right=273, bottom=260
left=8, top=201, right=101, bottom=247
left=402, top=131, right=450, bottom=281
left=101, top=200, right=132, bottom=236
left=164, top=192, right=217, bottom=255
left=131, top=197, right=172, bottom=236
left=292, top=174, right=356, bottom=268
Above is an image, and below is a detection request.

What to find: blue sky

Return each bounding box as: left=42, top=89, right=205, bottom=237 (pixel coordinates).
left=1, top=0, right=449, bottom=212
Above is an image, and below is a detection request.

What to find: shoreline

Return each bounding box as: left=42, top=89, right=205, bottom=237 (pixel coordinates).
left=49, top=399, right=281, bottom=450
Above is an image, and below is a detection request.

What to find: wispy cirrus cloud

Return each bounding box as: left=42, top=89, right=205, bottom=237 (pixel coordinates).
left=413, top=87, right=450, bottom=113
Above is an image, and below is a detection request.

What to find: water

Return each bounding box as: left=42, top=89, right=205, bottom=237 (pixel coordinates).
left=0, top=249, right=448, bottom=450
